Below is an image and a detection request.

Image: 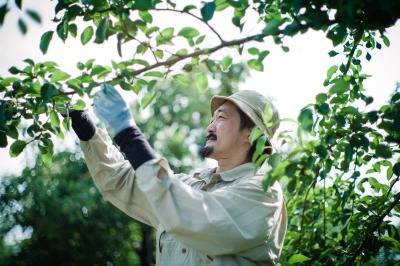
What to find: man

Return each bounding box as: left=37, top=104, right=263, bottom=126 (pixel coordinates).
left=69, top=85, right=287, bottom=265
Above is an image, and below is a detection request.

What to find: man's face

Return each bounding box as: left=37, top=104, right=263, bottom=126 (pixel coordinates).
left=198, top=101, right=251, bottom=160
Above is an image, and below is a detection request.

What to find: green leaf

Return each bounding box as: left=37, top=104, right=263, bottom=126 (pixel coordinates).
left=131, top=0, right=157, bottom=10
left=288, top=254, right=311, bottom=264
left=249, top=127, right=264, bottom=145
left=144, top=71, right=164, bottom=78
left=381, top=35, right=390, bottom=47
left=67, top=79, right=84, bottom=97
left=7, top=125, right=19, bottom=139
left=195, top=35, right=206, bottom=45
left=326, top=65, right=338, bottom=80
left=132, top=59, right=150, bottom=67
left=139, top=10, right=153, bottom=23
left=41, top=150, right=52, bottom=166
left=40, top=31, right=54, bottom=54
left=298, top=109, right=313, bottom=132
left=23, top=58, right=34, bottom=65
left=56, top=19, right=69, bottom=41
left=15, top=0, right=22, bottom=9
left=50, top=110, right=60, bottom=128
left=201, top=2, right=216, bottom=21
left=9, top=66, right=20, bottom=75
left=268, top=153, right=281, bottom=168
left=161, top=28, right=174, bottom=39
left=258, top=50, right=270, bottom=61
left=248, top=47, right=259, bottom=55
left=328, top=50, right=339, bottom=57
left=95, top=17, right=109, bottom=44
left=178, top=27, right=200, bottom=38
left=141, top=84, right=157, bottom=109
left=50, top=70, right=70, bottom=83
left=255, top=136, right=266, bottom=155
left=316, top=93, right=327, bottom=104
left=285, top=163, right=297, bottom=178
left=329, top=79, right=350, bottom=94
left=41, top=84, right=56, bottom=103
left=72, top=99, right=86, bottom=111
left=62, top=116, right=71, bottom=131
left=0, top=131, right=7, bottom=148
left=247, top=59, right=264, bottom=71
left=195, top=73, right=208, bottom=92
left=0, top=102, right=6, bottom=128
left=376, top=144, right=392, bottom=159
left=262, top=18, right=283, bottom=35
left=316, top=144, right=328, bottom=158
left=316, top=103, right=330, bottom=115
left=221, top=57, right=232, bottom=71
left=345, top=145, right=353, bottom=162
left=263, top=103, right=273, bottom=123
left=0, top=4, right=8, bottom=26
left=81, top=26, right=94, bottom=45
left=68, top=23, right=77, bottom=38
left=26, top=9, right=41, bottom=23
left=173, top=74, right=189, bottom=87
left=393, top=162, right=400, bottom=177
left=176, top=48, right=188, bottom=56
left=136, top=44, right=148, bottom=54
left=9, top=140, right=27, bottom=157
left=18, top=18, right=27, bottom=35
left=154, top=50, right=164, bottom=59
left=183, top=5, right=196, bottom=12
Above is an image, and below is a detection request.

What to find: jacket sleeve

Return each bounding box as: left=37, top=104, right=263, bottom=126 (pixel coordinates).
left=135, top=158, right=287, bottom=257
left=80, top=129, right=159, bottom=228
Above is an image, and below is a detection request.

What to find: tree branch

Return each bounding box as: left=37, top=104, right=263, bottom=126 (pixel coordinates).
left=114, top=32, right=266, bottom=81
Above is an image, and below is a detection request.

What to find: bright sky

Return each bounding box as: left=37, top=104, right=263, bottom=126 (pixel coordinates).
left=0, top=1, right=399, bottom=176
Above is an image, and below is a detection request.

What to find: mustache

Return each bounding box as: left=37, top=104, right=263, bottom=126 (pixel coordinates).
left=206, top=134, right=217, bottom=141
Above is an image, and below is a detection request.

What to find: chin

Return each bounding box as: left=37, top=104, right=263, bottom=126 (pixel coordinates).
left=198, top=146, right=214, bottom=159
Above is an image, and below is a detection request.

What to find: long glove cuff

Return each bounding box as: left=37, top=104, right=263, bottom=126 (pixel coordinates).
left=114, top=126, right=157, bottom=170
left=69, top=111, right=96, bottom=141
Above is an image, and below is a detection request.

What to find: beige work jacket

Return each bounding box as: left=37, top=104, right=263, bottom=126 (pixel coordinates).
left=81, top=129, right=287, bottom=265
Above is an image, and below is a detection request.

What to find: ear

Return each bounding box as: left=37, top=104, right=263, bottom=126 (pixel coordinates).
left=243, top=128, right=252, bottom=144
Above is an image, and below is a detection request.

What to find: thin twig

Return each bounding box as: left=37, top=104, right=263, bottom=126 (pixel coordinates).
left=154, top=8, right=225, bottom=43
left=343, top=30, right=363, bottom=76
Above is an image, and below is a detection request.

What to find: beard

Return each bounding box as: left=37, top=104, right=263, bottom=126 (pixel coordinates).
left=197, top=145, right=214, bottom=159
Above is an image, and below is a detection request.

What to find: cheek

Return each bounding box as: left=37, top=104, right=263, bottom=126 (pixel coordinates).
left=216, top=121, right=231, bottom=132
left=216, top=121, right=238, bottom=136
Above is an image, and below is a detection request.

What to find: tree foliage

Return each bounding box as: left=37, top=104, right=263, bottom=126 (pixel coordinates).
left=0, top=151, right=150, bottom=265
left=0, top=0, right=400, bottom=265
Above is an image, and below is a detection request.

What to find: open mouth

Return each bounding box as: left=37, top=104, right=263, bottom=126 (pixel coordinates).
left=206, top=134, right=217, bottom=141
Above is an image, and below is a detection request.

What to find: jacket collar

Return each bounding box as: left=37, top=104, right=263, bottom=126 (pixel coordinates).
left=196, top=163, right=255, bottom=183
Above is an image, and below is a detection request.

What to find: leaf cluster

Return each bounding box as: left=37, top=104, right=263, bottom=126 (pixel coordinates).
left=257, top=32, right=400, bottom=265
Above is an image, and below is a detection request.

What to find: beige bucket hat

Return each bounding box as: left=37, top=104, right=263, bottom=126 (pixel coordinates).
left=210, top=90, right=280, bottom=147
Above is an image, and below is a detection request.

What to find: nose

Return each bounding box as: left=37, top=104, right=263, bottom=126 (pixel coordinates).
left=206, top=121, right=215, bottom=134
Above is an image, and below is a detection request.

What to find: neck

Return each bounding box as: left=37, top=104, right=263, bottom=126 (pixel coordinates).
left=216, top=157, right=250, bottom=173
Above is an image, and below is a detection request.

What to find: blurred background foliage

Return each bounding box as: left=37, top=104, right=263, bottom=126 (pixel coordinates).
left=0, top=151, right=146, bottom=265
